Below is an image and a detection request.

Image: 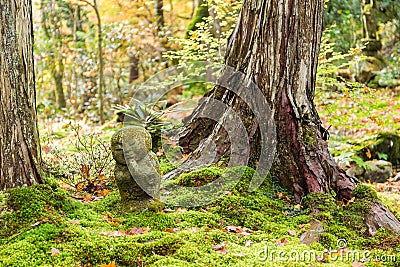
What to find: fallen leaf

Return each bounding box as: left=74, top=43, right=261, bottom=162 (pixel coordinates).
left=211, top=241, right=228, bottom=251
left=276, top=237, right=288, bottom=246
left=84, top=194, right=92, bottom=201
left=70, top=219, right=80, bottom=225
left=188, top=227, right=199, bottom=233
left=163, top=208, right=175, bottom=213
left=287, top=230, right=297, bottom=236
left=101, top=189, right=109, bottom=197
left=242, top=227, right=253, bottom=235
left=293, top=204, right=302, bottom=210
left=50, top=247, right=60, bottom=257
left=226, top=225, right=242, bottom=233
left=366, top=149, right=372, bottom=159
left=99, top=230, right=126, bottom=237
left=81, top=165, right=90, bottom=179
left=103, top=213, right=120, bottom=226
left=344, top=197, right=356, bottom=207
left=31, top=220, right=50, bottom=227
left=128, top=227, right=150, bottom=235
left=165, top=228, right=180, bottom=233
left=176, top=208, right=187, bottom=213
left=234, top=252, right=246, bottom=257
left=298, top=224, right=306, bottom=229
left=217, top=249, right=229, bottom=254
left=100, top=262, right=117, bottom=267
left=352, top=261, right=366, bottom=267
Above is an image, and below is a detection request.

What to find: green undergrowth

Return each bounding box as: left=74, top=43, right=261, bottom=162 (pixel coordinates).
left=0, top=173, right=399, bottom=266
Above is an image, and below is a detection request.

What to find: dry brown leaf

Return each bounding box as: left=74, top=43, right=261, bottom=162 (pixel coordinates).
left=128, top=227, right=150, bottom=235
left=70, top=219, right=80, bottom=225
left=366, top=149, right=372, bottom=159
left=287, top=230, right=297, bottom=236
left=50, top=247, right=60, bottom=257
left=165, top=227, right=180, bottom=233
left=99, top=230, right=126, bottom=237
left=100, top=262, right=117, bottom=267
left=352, top=261, right=366, bottom=267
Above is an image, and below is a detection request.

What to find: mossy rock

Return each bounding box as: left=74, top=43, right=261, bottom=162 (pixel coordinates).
left=121, top=198, right=165, bottom=212
left=355, top=56, right=386, bottom=83
left=358, top=132, right=400, bottom=165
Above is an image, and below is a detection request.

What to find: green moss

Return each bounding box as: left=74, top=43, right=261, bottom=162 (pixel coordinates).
left=353, top=184, right=378, bottom=201
left=1, top=169, right=399, bottom=266
left=302, top=193, right=337, bottom=212
left=175, top=167, right=224, bottom=187
left=301, top=127, right=317, bottom=148
left=0, top=183, right=78, bottom=239
left=223, top=166, right=273, bottom=194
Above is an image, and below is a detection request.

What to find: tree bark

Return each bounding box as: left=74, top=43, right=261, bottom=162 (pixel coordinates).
left=180, top=0, right=355, bottom=201
left=0, top=0, right=44, bottom=189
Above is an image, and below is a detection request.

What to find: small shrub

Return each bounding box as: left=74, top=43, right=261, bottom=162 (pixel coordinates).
left=43, top=124, right=113, bottom=193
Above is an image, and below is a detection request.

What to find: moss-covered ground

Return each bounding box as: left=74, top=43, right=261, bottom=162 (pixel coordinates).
left=1, top=171, right=399, bottom=267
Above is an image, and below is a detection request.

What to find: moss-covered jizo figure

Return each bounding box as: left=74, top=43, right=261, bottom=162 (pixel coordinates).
left=111, top=126, right=163, bottom=211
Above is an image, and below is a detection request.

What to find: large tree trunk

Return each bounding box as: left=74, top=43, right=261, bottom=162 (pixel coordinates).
left=180, top=0, right=354, bottom=201
left=0, top=0, right=44, bottom=189
left=177, top=0, right=400, bottom=232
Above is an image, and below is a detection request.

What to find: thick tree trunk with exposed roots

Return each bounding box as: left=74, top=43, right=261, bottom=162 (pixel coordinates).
left=177, top=0, right=400, bottom=232
left=0, top=0, right=44, bottom=189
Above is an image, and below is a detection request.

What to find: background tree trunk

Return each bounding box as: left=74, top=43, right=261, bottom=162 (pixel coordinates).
left=40, top=0, right=67, bottom=109
left=155, top=0, right=164, bottom=32
left=185, top=0, right=209, bottom=38
left=0, top=0, right=44, bottom=189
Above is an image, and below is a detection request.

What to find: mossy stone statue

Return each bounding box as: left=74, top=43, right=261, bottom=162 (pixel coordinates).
left=111, top=126, right=164, bottom=211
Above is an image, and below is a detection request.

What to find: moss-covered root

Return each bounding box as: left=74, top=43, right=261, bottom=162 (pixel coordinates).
left=303, top=186, right=400, bottom=235
left=365, top=202, right=400, bottom=235
left=354, top=185, right=400, bottom=235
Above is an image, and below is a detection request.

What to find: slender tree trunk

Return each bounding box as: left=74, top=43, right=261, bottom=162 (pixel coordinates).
left=93, top=0, right=105, bottom=124
left=155, top=0, right=164, bottom=32
left=129, top=55, right=139, bottom=83
left=0, top=0, right=44, bottom=189
left=361, top=0, right=382, bottom=56
left=178, top=0, right=400, bottom=232
left=40, top=0, right=67, bottom=109
left=185, top=0, right=209, bottom=38
left=53, top=60, right=66, bottom=108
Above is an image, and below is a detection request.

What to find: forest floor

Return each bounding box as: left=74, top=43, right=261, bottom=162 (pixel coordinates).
left=0, top=86, right=400, bottom=267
